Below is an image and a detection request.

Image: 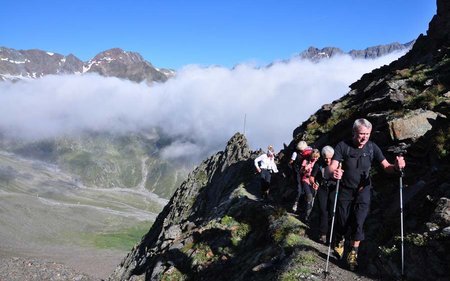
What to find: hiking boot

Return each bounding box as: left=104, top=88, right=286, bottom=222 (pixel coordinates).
left=333, top=240, right=344, bottom=259
left=347, top=250, right=358, bottom=271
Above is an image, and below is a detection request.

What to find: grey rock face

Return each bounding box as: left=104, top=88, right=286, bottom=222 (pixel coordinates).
left=388, top=109, right=441, bottom=141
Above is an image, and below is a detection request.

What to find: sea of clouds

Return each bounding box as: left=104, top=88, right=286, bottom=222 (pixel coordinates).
left=0, top=52, right=406, bottom=163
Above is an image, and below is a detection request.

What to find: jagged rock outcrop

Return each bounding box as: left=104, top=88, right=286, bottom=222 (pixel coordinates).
left=0, top=47, right=173, bottom=83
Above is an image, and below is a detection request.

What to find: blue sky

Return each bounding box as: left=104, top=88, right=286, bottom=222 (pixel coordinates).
left=1, top=0, right=436, bottom=69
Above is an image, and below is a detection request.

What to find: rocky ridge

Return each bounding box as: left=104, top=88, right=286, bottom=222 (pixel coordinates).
left=109, top=1, right=449, bottom=281
left=299, top=41, right=415, bottom=61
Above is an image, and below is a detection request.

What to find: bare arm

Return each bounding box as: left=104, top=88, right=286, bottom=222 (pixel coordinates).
left=254, top=155, right=264, bottom=173
left=380, top=155, right=405, bottom=174
left=327, top=159, right=343, bottom=180
left=309, top=175, right=319, bottom=190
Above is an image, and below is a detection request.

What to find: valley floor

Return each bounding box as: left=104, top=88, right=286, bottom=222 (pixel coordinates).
left=0, top=246, right=125, bottom=280
left=0, top=256, right=98, bottom=281
left=0, top=151, right=166, bottom=280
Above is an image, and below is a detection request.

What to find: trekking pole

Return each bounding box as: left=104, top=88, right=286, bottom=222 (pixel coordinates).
left=399, top=167, right=405, bottom=277
left=388, top=143, right=408, bottom=278
left=325, top=162, right=341, bottom=276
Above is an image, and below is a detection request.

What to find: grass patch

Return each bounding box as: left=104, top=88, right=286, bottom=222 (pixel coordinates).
left=404, top=84, right=446, bottom=110
left=379, top=245, right=398, bottom=258
left=278, top=252, right=316, bottom=281
left=271, top=215, right=307, bottom=249
left=434, top=127, right=450, bottom=159
left=161, top=267, right=186, bottom=281
left=303, top=100, right=353, bottom=143
left=220, top=215, right=251, bottom=247
left=81, top=221, right=151, bottom=250
left=191, top=242, right=217, bottom=266
left=395, top=68, right=412, bottom=79
left=283, top=233, right=306, bottom=248
left=403, top=233, right=427, bottom=246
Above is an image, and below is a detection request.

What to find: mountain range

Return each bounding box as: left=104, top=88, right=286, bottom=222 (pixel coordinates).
left=0, top=41, right=414, bottom=83
left=0, top=47, right=174, bottom=83
left=299, top=41, right=415, bottom=61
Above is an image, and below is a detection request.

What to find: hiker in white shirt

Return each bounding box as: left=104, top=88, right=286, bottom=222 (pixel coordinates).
left=255, top=145, right=278, bottom=199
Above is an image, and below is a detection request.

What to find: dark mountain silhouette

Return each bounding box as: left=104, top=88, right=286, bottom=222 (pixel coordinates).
left=109, top=1, right=449, bottom=280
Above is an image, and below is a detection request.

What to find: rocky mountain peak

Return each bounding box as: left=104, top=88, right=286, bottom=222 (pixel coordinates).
left=300, top=46, right=344, bottom=61
left=90, top=48, right=147, bottom=65
left=83, top=48, right=170, bottom=83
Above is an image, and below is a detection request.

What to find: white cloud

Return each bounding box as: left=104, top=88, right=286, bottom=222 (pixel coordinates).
left=0, top=51, right=406, bottom=162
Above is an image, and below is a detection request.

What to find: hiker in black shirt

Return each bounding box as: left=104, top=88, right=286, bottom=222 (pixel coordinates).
left=309, top=145, right=336, bottom=244
left=328, top=118, right=405, bottom=271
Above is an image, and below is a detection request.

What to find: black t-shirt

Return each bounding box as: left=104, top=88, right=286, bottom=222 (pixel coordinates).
left=311, top=159, right=336, bottom=188
left=332, top=140, right=385, bottom=189
left=311, top=159, right=325, bottom=184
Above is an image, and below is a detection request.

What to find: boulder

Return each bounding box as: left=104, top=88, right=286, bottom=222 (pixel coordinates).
left=388, top=109, right=440, bottom=141
left=431, top=197, right=450, bottom=226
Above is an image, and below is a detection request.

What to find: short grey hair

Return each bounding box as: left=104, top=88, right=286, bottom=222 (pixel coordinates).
left=321, top=145, right=334, bottom=157
left=296, top=141, right=308, bottom=151
left=353, top=118, right=372, bottom=132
